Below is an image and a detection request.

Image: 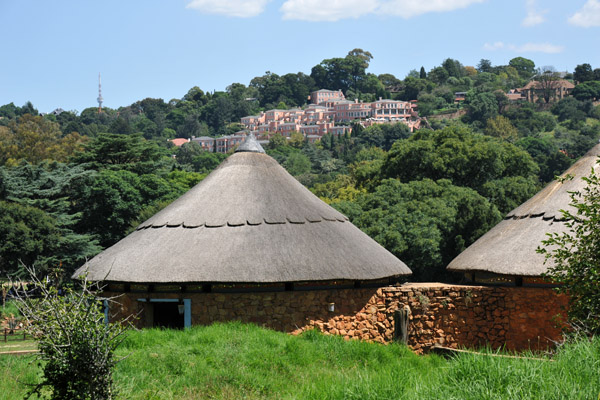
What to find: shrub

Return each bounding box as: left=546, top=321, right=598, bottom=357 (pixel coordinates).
left=539, top=162, right=600, bottom=334
left=13, top=268, right=131, bottom=400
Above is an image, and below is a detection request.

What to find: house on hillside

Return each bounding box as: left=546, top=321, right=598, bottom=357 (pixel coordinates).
left=515, top=79, right=575, bottom=103
left=309, top=89, right=345, bottom=105
left=240, top=93, right=420, bottom=137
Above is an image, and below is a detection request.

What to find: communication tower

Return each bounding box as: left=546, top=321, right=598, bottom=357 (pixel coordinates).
left=97, top=73, right=103, bottom=113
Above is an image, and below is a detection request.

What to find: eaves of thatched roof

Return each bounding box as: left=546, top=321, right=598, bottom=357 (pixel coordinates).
left=74, top=138, right=411, bottom=283
left=447, top=144, right=600, bottom=277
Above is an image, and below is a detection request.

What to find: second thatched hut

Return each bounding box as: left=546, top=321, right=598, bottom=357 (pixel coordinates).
left=447, top=143, right=600, bottom=285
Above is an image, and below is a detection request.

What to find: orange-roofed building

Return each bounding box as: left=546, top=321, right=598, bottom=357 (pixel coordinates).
left=170, top=138, right=190, bottom=147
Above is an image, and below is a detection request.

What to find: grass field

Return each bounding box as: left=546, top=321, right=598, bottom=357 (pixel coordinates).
left=0, top=322, right=598, bottom=399
left=1, top=300, right=21, bottom=319
left=0, top=339, right=37, bottom=353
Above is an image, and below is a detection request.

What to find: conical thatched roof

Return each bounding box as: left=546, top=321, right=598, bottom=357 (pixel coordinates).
left=74, top=137, right=411, bottom=283
left=447, top=144, right=600, bottom=277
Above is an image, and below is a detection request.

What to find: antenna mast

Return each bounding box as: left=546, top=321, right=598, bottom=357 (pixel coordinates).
left=97, top=73, right=104, bottom=113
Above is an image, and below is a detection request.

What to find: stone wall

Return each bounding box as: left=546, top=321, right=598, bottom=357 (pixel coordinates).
left=107, top=283, right=568, bottom=353
left=426, top=109, right=467, bottom=121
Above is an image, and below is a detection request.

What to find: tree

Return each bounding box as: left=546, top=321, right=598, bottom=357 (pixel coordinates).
left=378, top=73, right=401, bottom=88
left=419, top=66, right=426, bottom=79
left=484, top=115, right=518, bottom=142
left=280, top=73, right=316, bottom=107
left=381, top=125, right=539, bottom=214
left=509, top=57, right=536, bottom=79
left=108, top=117, right=132, bottom=135
left=428, top=66, right=449, bottom=84
left=464, top=90, right=500, bottom=123
left=268, top=133, right=287, bottom=149
left=190, top=151, right=226, bottom=173
left=71, top=169, right=143, bottom=247
left=310, top=49, right=373, bottom=94
left=574, top=63, right=594, bottom=83
left=477, top=59, right=493, bottom=73
left=0, top=201, right=60, bottom=276
left=0, top=114, right=86, bottom=166
left=200, top=93, right=234, bottom=134
left=346, top=48, right=373, bottom=94
left=334, top=178, right=501, bottom=281
left=14, top=267, right=130, bottom=399
left=539, top=165, right=600, bottom=333
left=572, top=81, right=600, bottom=101
left=0, top=102, right=19, bottom=119
left=535, top=66, right=561, bottom=103
left=398, top=77, right=434, bottom=101
left=551, top=97, right=588, bottom=123
left=502, top=102, right=556, bottom=136
left=516, top=136, right=572, bottom=183
left=283, top=151, right=311, bottom=176
left=72, top=132, right=163, bottom=174
left=0, top=162, right=102, bottom=275
left=289, top=131, right=305, bottom=148
left=440, top=58, right=464, bottom=78
left=183, top=86, right=208, bottom=105
left=250, top=72, right=293, bottom=108
left=416, top=93, right=446, bottom=117
left=176, top=141, right=204, bottom=165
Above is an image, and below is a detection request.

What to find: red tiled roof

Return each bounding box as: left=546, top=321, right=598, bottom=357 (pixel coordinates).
left=170, top=138, right=189, bottom=147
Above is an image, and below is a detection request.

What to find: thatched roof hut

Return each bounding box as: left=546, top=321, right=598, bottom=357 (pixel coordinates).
left=74, top=135, right=411, bottom=286
left=447, top=144, right=600, bottom=283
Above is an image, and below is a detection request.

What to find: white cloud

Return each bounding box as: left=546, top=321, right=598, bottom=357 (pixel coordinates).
left=280, top=0, right=378, bottom=21
left=186, top=0, right=270, bottom=18
left=377, top=0, right=486, bottom=19
left=483, top=41, right=505, bottom=50
left=280, top=0, right=484, bottom=21
left=522, top=0, right=546, bottom=27
left=484, top=41, right=564, bottom=54
left=568, top=0, right=600, bottom=27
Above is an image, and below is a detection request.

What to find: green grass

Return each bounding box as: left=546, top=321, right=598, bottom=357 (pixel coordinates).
left=0, top=338, right=37, bottom=353
left=0, top=322, right=599, bottom=399
left=1, top=300, right=21, bottom=319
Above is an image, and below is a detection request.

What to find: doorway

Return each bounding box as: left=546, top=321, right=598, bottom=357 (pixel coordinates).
left=138, top=298, right=191, bottom=329
left=153, top=302, right=184, bottom=329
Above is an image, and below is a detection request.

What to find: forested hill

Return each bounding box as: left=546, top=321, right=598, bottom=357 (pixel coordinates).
left=1, top=50, right=599, bottom=281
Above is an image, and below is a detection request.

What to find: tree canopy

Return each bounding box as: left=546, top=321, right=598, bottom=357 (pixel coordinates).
left=0, top=51, right=599, bottom=285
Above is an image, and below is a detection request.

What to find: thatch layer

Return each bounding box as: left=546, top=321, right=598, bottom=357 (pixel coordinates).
left=139, top=153, right=348, bottom=228
left=507, top=145, right=600, bottom=220
left=75, top=151, right=411, bottom=283
left=448, top=144, right=600, bottom=276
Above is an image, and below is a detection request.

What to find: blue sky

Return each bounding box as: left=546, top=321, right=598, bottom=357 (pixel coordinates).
left=1, top=0, right=599, bottom=113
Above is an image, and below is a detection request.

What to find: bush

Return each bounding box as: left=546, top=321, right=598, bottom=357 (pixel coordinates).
left=539, top=162, right=600, bottom=334
left=13, top=268, right=131, bottom=400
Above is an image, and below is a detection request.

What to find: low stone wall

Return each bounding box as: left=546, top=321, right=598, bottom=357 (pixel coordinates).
left=426, top=109, right=467, bottom=121
left=107, top=283, right=568, bottom=353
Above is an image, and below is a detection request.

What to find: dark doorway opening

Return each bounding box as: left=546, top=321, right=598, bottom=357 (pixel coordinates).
left=153, top=302, right=184, bottom=329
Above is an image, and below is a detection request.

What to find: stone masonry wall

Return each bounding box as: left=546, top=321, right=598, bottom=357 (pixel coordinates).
left=107, top=283, right=568, bottom=353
